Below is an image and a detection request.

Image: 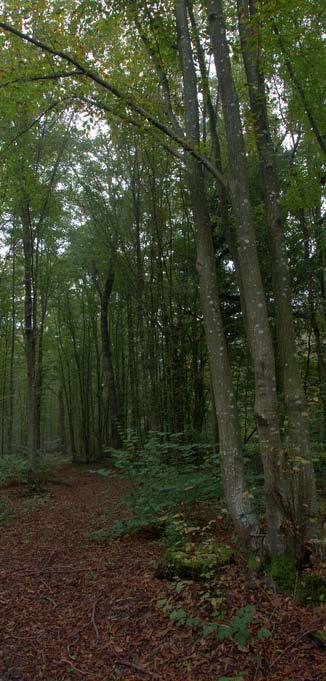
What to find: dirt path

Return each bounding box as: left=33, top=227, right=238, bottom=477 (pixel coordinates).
left=0, top=466, right=324, bottom=680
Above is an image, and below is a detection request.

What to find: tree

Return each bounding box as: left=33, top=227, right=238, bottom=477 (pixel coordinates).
left=0, top=0, right=323, bottom=561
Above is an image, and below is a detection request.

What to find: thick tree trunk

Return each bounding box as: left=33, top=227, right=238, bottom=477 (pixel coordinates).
left=237, top=0, right=317, bottom=547
left=176, top=0, right=259, bottom=547
left=206, top=0, right=292, bottom=556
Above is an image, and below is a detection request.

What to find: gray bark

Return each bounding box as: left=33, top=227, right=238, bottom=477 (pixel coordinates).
left=237, top=0, right=317, bottom=548
left=176, top=0, right=259, bottom=546
left=206, top=0, right=291, bottom=556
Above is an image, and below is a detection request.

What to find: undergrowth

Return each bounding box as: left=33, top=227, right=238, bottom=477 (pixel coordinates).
left=156, top=595, right=271, bottom=649
left=94, top=432, right=220, bottom=543
left=0, top=496, right=14, bottom=525
left=0, top=454, right=59, bottom=487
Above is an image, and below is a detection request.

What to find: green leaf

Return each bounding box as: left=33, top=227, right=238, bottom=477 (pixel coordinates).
left=258, top=627, right=272, bottom=639
left=156, top=598, right=167, bottom=609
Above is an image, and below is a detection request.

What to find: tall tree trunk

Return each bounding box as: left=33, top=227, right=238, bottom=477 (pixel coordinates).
left=206, top=0, right=292, bottom=557
left=7, top=235, right=16, bottom=456
left=176, top=0, right=258, bottom=547
left=301, top=210, right=326, bottom=443
left=58, top=386, right=66, bottom=454
left=98, top=271, right=122, bottom=449
left=0, top=321, right=9, bottom=458
left=237, top=0, right=316, bottom=544
left=131, top=151, right=147, bottom=435
left=21, top=198, right=37, bottom=482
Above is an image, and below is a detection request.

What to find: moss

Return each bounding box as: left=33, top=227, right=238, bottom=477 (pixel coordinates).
left=308, top=630, right=326, bottom=650
left=247, top=551, right=263, bottom=576
left=270, top=555, right=297, bottom=592
left=298, top=574, right=326, bottom=605
left=130, top=519, right=166, bottom=541
left=155, top=541, right=233, bottom=581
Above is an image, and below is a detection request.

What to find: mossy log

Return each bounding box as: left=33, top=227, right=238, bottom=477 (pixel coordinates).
left=155, top=542, right=233, bottom=581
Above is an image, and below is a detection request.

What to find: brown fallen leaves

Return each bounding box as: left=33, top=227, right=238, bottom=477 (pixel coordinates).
left=0, top=464, right=324, bottom=680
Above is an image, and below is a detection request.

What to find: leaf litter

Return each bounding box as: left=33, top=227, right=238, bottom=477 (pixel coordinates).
left=0, top=464, right=324, bottom=680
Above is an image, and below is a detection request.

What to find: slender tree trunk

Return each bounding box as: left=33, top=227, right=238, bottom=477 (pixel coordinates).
left=0, top=322, right=9, bottom=458
left=206, top=0, right=293, bottom=557
left=7, top=235, right=16, bottom=456
left=301, top=210, right=326, bottom=443
left=21, top=198, right=37, bottom=481
left=237, top=0, right=316, bottom=545
left=176, top=0, right=259, bottom=547
left=58, top=386, right=66, bottom=454
left=131, top=152, right=147, bottom=435
left=97, top=270, right=122, bottom=449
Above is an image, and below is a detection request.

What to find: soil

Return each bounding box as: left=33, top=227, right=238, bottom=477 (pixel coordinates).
left=0, top=464, right=324, bottom=680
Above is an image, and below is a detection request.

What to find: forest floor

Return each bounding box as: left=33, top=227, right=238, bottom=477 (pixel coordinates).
left=0, top=463, right=324, bottom=681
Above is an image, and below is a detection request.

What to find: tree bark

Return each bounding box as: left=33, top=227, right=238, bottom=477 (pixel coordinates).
left=97, top=270, right=122, bottom=450
left=20, top=198, right=37, bottom=481
left=237, top=0, right=317, bottom=546
left=206, top=0, right=292, bottom=556
left=176, top=0, right=259, bottom=547
left=7, top=235, right=16, bottom=456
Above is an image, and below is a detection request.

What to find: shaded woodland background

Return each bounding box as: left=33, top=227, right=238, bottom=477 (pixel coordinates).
left=0, top=0, right=325, bottom=563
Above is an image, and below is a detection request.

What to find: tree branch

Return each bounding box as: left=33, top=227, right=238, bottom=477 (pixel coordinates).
left=0, top=96, right=74, bottom=157
left=0, top=70, right=83, bottom=88
left=273, top=23, right=326, bottom=155
left=0, top=20, right=227, bottom=188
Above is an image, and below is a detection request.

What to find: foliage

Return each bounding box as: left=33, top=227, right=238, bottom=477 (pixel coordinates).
left=102, top=434, right=220, bottom=541
left=0, top=460, right=323, bottom=679
left=298, top=573, right=326, bottom=605
left=156, top=540, right=233, bottom=581
left=0, top=496, right=14, bottom=525
left=0, top=455, right=59, bottom=487
left=270, top=555, right=298, bottom=593
left=22, top=492, right=52, bottom=513
left=156, top=597, right=264, bottom=649
left=0, top=0, right=324, bottom=565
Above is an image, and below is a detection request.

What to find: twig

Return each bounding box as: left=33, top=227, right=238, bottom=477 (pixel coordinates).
left=91, top=598, right=99, bottom=640
left=269, top=623, right=322, bottom=670
left=116, top=660, right=159, bottom=679
left=61, top=659, right=88, bottom=676
left=42, top=594, right=58, bottom=607
left=67, top=633, right=80, bottom=656
left=1, top=565, right=87, bottom=578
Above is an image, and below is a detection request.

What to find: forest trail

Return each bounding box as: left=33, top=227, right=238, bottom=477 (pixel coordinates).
left=0, top=465, right=324, bottom=681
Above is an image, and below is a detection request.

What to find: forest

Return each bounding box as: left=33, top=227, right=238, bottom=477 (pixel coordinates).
left=0, top=1, right=325, bottom=679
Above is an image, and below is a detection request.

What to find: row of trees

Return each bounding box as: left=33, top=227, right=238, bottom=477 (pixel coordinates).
left=0, top=0, right=324, bottom=562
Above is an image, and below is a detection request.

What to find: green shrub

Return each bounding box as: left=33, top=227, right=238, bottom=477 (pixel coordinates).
left=298, top=573, right=326, bottom=605
left=0, top=454, right=59, bottom=487
left=103, top=433, right=220, bottom=540
left=156, top=598, right=257, bottom=649
left=270, top=555, right=298, bottom=592
left=155, top=540, right=233, bottom=581
left=0, top=496, right=13, bottom=525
